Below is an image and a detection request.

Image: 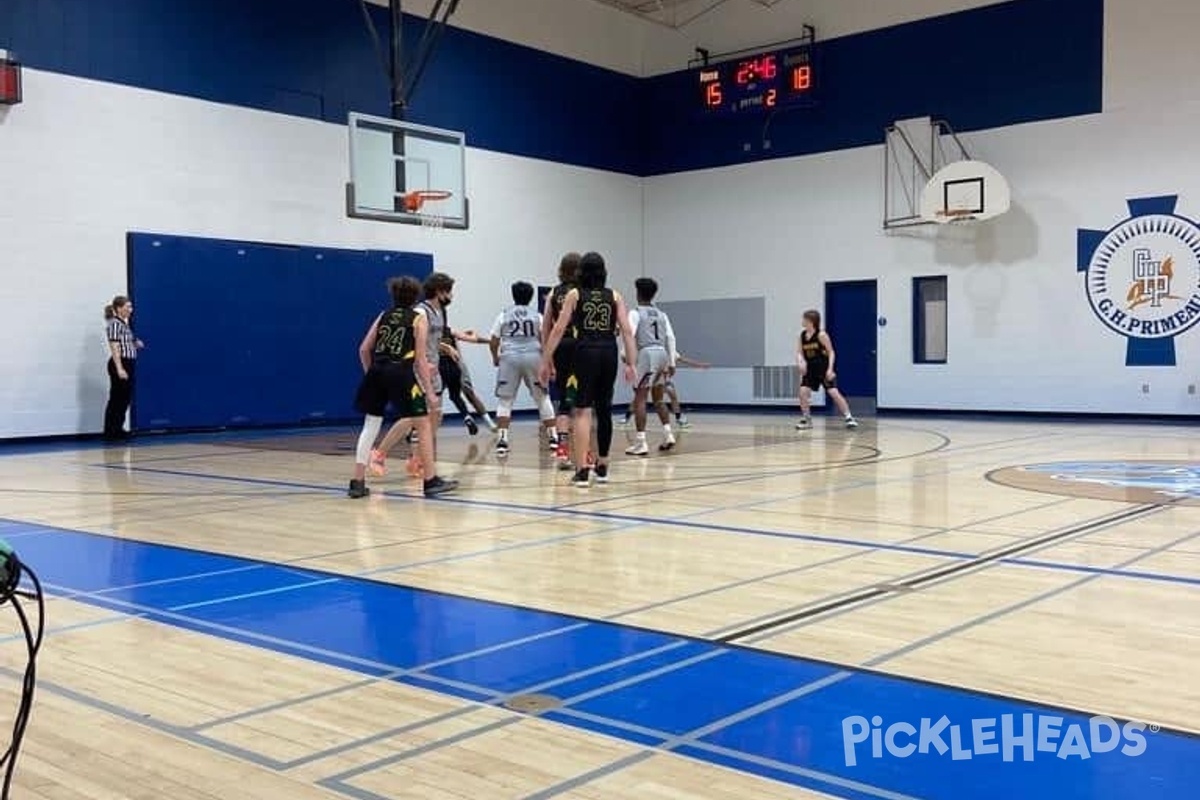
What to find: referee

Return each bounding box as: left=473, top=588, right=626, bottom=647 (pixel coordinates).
left=103, top=296, right=142, bottom=441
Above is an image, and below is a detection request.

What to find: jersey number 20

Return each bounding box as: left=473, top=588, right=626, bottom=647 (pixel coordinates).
left=506, top=319, right=536, bottom=338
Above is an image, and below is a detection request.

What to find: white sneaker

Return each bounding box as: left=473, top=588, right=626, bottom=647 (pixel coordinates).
left=795, top=417, right=812, bottom=430
left=625, top=439, right=649, bottom=456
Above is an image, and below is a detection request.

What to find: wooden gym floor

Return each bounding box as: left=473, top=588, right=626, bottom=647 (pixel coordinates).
left=0, top=412, right=1198, bottom=799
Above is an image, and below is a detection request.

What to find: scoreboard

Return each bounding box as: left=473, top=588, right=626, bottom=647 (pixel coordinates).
left=697, top=44, right=814, bottom=115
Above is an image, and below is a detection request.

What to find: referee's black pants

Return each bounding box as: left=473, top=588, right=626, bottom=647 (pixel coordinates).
left=104, top=357, right=136, bottom=439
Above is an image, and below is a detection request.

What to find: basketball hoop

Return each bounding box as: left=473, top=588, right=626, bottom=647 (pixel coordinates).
left=402, top=189, right=453, bottom=213
left=935, top=208, right=979, bottom=224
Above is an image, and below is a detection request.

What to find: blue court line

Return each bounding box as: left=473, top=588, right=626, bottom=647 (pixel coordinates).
left=1004, top=557, right=1200, bottom=587
left=5, top=517, right=1198, bottom=800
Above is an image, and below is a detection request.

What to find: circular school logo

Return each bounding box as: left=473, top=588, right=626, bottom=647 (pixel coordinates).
left=1078, top=197, right=1200, bottom=365
left=988, top=461, right=1200, bottom=505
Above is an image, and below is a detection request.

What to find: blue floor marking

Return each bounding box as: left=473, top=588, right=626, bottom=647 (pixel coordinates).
left=6, top=517, right=1198, bottom=798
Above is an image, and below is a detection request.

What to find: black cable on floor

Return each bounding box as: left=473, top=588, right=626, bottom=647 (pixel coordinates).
left=0, top=544, right=43, bottom=800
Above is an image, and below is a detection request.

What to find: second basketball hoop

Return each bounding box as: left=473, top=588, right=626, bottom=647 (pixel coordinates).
left=920, top=159, right=1012, bottom=225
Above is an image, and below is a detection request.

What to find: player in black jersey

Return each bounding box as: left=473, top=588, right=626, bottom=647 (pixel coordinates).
left=541, top=252, right=637, bottom=487
left=348, top=276, right=458, bottom=499
left=796, top=309, right=858, bottom=430
left=542, top=252, right=582, bottom=466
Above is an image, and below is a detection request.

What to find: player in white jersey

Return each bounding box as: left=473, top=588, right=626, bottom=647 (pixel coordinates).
left=624, top=278, right=678, bottom=455
left=489, top=281, right=558, bottom=455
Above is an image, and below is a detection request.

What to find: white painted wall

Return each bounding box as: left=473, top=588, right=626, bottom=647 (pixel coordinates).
left=645, top=0, right=1200, bottom=415
left=0, top=69, right=642, bottom=438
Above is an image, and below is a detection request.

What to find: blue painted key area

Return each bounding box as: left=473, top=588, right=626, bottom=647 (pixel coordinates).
left=6, top=518, right=1197, bottom=798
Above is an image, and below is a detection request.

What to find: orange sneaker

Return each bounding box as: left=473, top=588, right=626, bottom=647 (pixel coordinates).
left=406, top=454, right=424, bottom=478
left=368, top=449, right=387, bottom=477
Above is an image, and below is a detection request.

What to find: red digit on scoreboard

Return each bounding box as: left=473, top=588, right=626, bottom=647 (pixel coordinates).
left=762, top=55, right=778, bottom=80
left=705, top=81, right=723, bottom=106
left=792, top=65, right=812, bottom=91
left=766, top=89, right=777, bottom=107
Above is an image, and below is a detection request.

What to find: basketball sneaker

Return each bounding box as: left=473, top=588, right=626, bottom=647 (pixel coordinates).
left=347, top=479, right=370, bottom=499
left=658, top=430, right=676, bottom=452
left=496, top=435, right=510, bottom=456
left=555, top=439, right=572, bottom=469
left=677, top=414, right=691, bottom=429
left=406, top=454, right=424, bottom=478
left=795, top=417, right=812, bottom=430
left=594, top=463, right=609, bottom=483
left=571, top=467, right=591, bottom=488
left=423, top=476, right=458, bottom=497
left=368, top=449, right=387, bottom=476
left=464, top=416, right=479, bottom=436
left=625, top=435, right=649, bottom=456
left=845, top=416, right=859, bottom=429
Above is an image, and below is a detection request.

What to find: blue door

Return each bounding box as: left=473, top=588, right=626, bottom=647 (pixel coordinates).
left=823, top=280, right=878, bottom=401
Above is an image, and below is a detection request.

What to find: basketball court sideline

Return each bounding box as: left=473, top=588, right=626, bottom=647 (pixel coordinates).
left=0, top=412, right=1198, bottom=799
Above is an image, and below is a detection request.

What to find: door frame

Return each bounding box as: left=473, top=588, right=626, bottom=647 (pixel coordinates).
left=822, top=279, right=879, bottom=413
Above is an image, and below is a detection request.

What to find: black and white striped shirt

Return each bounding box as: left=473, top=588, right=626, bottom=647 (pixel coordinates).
left=106, top=318, right=137, bottom=360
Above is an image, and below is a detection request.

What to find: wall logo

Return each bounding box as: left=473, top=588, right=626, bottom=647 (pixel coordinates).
left=1077, top=195, right=1200, bottom=366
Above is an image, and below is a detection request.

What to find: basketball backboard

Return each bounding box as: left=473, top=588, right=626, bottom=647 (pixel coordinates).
left=346, top=112, right=469, bottom=229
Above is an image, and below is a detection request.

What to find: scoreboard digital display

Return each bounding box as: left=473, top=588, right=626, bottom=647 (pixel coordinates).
left=697, top=45, right=814, bottom=115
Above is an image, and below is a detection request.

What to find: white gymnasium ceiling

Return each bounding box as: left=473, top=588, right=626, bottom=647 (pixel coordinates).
left=586, top=0, right=786, bottom=29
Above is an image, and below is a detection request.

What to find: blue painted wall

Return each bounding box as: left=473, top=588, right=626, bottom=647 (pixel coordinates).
left=0, top=0, right=1102, bottom=176
left=127, top=232, right=433, bottom=432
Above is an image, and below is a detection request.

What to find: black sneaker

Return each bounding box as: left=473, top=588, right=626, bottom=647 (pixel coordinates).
left=571, top=468, right=591, bottom=488
left=464, top=416, right=479, bottom=436
left=348, top=479, right=370, bottom=499
left=594, top=463, right=609, bottom=483
left=496, top=438, right=510, bottom=456
left=423, top=476, right=459, bottom=497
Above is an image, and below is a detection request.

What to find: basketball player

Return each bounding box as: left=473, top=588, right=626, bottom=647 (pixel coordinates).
left=438, top=325, right=498, bottom=435
left=622, top=350, right=707, bottom=429
left=371, top=271, right=455, bottom=476
left=541, top=252, right=637, bottom=487
left=796, top=309, right=859, bottom=429
left=542, top=252, right=582, bottom=467
left=348, top=276, right=457, bottom=498
left=489, top=281, right=557, bottom=454
left=624, top=278, right=677, bottom=456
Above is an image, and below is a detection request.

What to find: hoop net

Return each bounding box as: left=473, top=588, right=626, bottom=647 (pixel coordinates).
left=420, top=214, right=447, bottom=231
left=936, top=208, right=978, bottom=224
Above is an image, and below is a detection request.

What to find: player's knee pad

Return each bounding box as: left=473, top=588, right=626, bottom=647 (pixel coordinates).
left=356, top=415, right=383, bottom=464
left=537, top=392, right=555, bottom=422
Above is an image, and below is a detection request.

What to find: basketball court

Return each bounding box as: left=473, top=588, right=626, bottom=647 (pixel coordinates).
left=2, top=412, right=1198, bottom=799
left=1, top=0, right=1198, bottom=798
